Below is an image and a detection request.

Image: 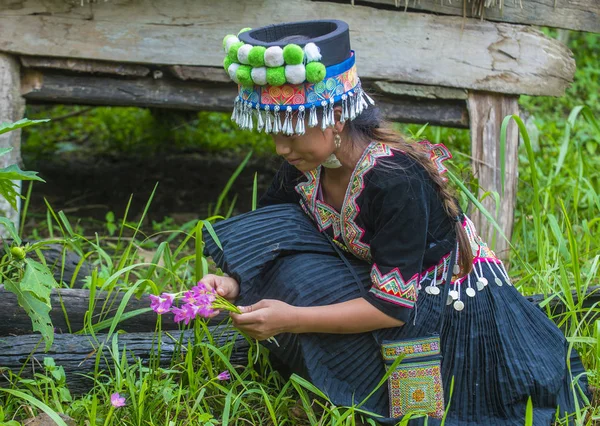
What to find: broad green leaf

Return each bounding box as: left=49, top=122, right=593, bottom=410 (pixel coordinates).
left=0, top=179, right=20, bottom=211
left=22, top=258, right=57, bottom=301
left=4, top=277, right=54, bottom=351
left=0, top=164, right=45, bottom=182
left=0, top=118, right=50, bottom=136
left=0, top=217, right=21, bottom=244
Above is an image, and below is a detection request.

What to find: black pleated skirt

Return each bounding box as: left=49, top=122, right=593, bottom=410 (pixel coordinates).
left=204, top=204, right=588, bottom=425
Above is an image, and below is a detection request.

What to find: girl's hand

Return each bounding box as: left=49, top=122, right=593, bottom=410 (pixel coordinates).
left=199, top=274, right=240, bottom=302
left=231, top=299, right=298, bottom=341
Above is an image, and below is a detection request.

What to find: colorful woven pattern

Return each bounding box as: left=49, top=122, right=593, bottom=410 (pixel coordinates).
left=388, top=359, right=445, bottom=419
left=370, top=265, right=419, bottom=308
left=239, top=63, right=358, bottom=109
left=419, top=141, right=453, bottom=182
left=381, top=336, right=441, bottom=362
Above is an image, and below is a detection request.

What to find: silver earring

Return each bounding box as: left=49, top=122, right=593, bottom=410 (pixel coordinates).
left=334, top=133, right=341, bottom=149
left=322, top=133, right=343, bottom=169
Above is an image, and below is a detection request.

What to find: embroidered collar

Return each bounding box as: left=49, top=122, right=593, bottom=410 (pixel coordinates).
left=295, top=142, right=394, bottom=261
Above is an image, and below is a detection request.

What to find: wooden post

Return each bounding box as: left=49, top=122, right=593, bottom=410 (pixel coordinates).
left=0, top=53, right=24, bottom=233
left=467, top=92, right=519, bottom=260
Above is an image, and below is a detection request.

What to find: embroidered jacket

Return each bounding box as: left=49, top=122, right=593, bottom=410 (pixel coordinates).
left=259, top=141, right=458, bottom=322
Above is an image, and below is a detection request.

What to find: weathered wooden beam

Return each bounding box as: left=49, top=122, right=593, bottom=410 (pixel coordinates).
left=0, top=328, right=249, bottom=394
left=20, top=55, right=150, bottom=77
left=0, top=0, right=575, bottom=96
left=21, top=69, right=236, bottom=112
left=467, top=91, right=520, bottom=259
left=20, top=70, right=471, bottom=128
left=0, top=286, right=194, bottom=335
left=359, top=0, right=599, bottom=33
left=168, top=65, right=230, bottom=83
left=373, top=82, right=468, bottom=100
left=0, top=53, right=24, bottom=233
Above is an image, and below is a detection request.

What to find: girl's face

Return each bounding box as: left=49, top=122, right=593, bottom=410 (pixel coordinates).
left=271, top=126, right=337, bottom=172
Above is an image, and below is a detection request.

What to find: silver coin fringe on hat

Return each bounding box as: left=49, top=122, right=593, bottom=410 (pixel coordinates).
left=231, top=85, right=375, bottom=136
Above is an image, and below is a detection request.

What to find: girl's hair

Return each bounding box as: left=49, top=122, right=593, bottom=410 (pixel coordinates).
left=346, top=106, right=473, bottom=276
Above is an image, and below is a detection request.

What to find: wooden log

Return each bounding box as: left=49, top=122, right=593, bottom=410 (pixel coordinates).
left=0, top=0, right=575, bottom=96
left=467, top=91, right=520, bottom=259
left=359, top=0, right=599, bottom=34
left=0, top=53, right=24, bottom=234
left=20, top=70, right=471, bottom=128
left=20, top=56, right=150, bottom=77
left=0, top=327, right=249, bottom=394
left=0, top=286, right=231, bottom=335
left=168, top=65, right=230, bottom=83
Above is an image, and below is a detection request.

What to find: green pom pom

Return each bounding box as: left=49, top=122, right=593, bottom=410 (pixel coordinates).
left=223, top=56, right=233, bottom=72
left=266, top=66, right=286, bottom=87
left=228, top=41, right=244, bottom=63
left=306, top=62, right=326, bottom=83
left=236, top=65, right=254, bottom=87
left=238, top=27, right=252, bottom=36
left=222, top=34, right=236, bottom=51
left=283, top=44, right=304, bottom=65
left=248, top=46, right=266, bottom=68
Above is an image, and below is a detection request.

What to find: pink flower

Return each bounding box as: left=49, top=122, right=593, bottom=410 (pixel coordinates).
left=110, top=392, right=126, bottom=407
left=149, top=293, right=175, bottom=314
left=216, top=370, right=230, bottom=381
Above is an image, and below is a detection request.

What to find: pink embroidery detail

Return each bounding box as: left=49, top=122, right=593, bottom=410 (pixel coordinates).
left=370, top=264, right=418, bottom=308
left=419, top=141, right=452, bottom=182
left=295, top=168, right=342, bottom=238
left=341, top=142, right=394, bottom=261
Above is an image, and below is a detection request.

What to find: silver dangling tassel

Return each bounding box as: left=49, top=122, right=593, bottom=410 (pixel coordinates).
left=283, top=106, right=293, bottom=135
left=295, top=106, right=306, bottom=135
left=363, top=89, right=375, bottom=106
left=349, top=91, right=357, bottom=120
left=273, top=105, right=281, bottom=134
left=231, top=97, right=240, bottom=122
left=359, top=88, right=369, bottom=113
left=247, top=104, right=254, bottom=131
left=328, top=97, right=335, bottom=127
left=237, top=102, right=245, bottom=128
left=308, top=105, right=318, bottom=128
left=264, top=105, right=272, bottom=134
left=341, top=94, right=348, bottom=123
left=241, top=102, right=249, bottom=129
left=256, top=104, right=264, bottom=132
left=321, top=100, right=329, bottom=131
left=356, top=89, right=365, bottom=115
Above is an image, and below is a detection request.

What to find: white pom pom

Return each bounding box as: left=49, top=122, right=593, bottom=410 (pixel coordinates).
left=225, top=35, right=240, bottom=53
left=237, top=44, right=252, bottom=64
left=228, top=63, right=240, bottom=84
left=264, top=46, right=284, bottom=67
left=251, top=67, right=268, bottom=85
left=304, top=43, right=322, bottom=63
left=285, top=64, right=306, bottom=85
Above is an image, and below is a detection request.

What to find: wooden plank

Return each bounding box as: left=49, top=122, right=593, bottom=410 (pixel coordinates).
left=0, top=0, right=575, bottom=96
left=20, top=55, right=150, bottom=77
left=373, top=81, right=468, bottom=100
left=359, top=0, right=599, bottom=33
left=20, top=70, right=471, bottom=128
left=0, top=53, right=24, bottom=233
left=0, top=328, right=248, bottom=394
left=467, top=91, right=520, bottom=259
